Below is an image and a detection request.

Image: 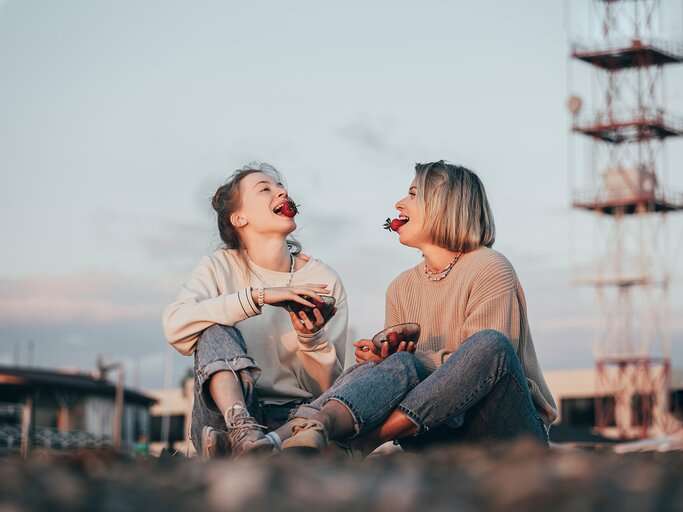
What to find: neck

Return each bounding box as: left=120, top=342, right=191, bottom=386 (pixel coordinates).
left=421, top=243, right=460, bottom=271
left=243, top=235, right=292, bottom=272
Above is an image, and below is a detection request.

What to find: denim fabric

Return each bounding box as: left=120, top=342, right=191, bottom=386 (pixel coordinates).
left=398, top=330, right=548, bottom=448
left=292, top=351, right=431, bottom=434
left=293, top=330, right=547, bottom=446
left=190, top=324, right=301, bottom=451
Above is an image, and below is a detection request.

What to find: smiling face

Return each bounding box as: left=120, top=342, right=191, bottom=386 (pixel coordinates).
left=394, top=179, right=427, bottom=248
left=232, top=171, right=297, bottom=236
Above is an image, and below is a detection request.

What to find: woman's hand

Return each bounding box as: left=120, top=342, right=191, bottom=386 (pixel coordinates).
left=290, top=306, right=337, bottom=335
left=354, top=339, right=416, bottom=363
left=252, top=284, right=336, bottom=335
left=251, top=284, right=330, bottom=307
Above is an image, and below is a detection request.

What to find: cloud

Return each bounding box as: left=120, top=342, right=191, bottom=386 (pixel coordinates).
left=140, top=219, right=217, bottom=268
left=338, top=119, right=389, bottom=153
left=0, top=272, right=178, bottom=325
left=0, top=318, right=190, bottom=390
left=336, top=117, right=425, bottom=160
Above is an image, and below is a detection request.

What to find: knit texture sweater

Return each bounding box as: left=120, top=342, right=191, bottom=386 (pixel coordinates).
left=162, top=249, right=350, bottom=405
left=385, top=246, right=558, bottom=426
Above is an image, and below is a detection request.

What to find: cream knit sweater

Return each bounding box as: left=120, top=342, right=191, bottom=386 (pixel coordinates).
left=385, top=246, right=558, bottom=426
left=162, top=249, right=349, bottom=405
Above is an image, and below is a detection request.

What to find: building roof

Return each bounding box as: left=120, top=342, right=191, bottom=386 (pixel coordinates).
left=545, top=367, right=683, bottom=400
left=0, top=365, right=156, bottom=405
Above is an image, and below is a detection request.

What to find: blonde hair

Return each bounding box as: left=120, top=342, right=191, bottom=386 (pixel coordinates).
left=414, top=160, right=495, bottom=253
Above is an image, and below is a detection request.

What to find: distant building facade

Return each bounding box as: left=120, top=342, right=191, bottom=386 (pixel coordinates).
left=0, top=365, right=155, bottom=454
left=147, top=376, right=195, bottom=456
left=545, top=367, right=683, bottom=442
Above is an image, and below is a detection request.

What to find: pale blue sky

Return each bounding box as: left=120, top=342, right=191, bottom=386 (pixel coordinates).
left=1, top=0, right=681, bottom=389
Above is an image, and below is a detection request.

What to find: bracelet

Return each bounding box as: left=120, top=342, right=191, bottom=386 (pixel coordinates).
left=258, top=287, right=265, bottom=308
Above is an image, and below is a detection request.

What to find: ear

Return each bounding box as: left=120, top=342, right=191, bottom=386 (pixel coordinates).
left=230, top=212, right=247, bottom=228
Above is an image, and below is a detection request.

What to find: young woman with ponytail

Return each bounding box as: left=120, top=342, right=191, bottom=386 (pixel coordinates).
left=162, top=162, right=349, bottom=458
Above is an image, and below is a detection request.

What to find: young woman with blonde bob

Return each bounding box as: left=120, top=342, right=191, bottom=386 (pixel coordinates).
left=281, top=160, right=557, bottom=454
left=162, top=162, right=348, bottom=458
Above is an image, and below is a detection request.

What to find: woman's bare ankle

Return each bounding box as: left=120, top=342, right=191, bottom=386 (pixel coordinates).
left=314, top=400, right=355, bottom=440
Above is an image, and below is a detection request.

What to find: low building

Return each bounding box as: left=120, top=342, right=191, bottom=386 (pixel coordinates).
left=0, top=365, right=155, bottom=455
left=147, top=376, right=195, bottom=456
left=544, top=367, right=683, bottom=443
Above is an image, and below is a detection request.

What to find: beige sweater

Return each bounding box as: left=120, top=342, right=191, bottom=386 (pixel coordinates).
left=162, top=249, right=349, bottom=404
left=385, top=246, right=557, bottom=426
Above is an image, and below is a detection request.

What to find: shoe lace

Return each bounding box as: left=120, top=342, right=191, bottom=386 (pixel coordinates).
left=225, top=405, right=266, bottom=445
left=291, top=420, right=327, bottom=438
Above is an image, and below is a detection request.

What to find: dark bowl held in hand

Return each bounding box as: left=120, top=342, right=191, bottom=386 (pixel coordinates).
left=371, top=323, right=421, bottom=352
left=284, top=295, right=336, bottom=322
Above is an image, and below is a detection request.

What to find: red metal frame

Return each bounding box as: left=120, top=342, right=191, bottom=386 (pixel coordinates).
left=570, top=0, right=681, bottom=439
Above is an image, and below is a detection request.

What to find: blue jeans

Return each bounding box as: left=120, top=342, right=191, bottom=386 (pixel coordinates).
left=294, top=330, right=548, bottom=448
left=190, top=324, right=303, bottom=451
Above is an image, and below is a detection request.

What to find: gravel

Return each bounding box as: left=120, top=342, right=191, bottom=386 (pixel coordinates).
left=1, top=440, right=682, bottom=512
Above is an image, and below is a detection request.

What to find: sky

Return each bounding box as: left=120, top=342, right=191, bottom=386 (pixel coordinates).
left=1, top=0, right=682, bottom=391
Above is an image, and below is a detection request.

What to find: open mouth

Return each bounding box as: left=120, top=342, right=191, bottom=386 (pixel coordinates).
left=395, top=216, right=409, bottom=230
left=273, top=200, right=298, bottom=218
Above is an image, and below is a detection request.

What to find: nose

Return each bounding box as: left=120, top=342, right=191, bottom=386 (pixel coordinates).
left=276, top=185, right=287, bottom=198
left=395, top=198, right=404, bottom=211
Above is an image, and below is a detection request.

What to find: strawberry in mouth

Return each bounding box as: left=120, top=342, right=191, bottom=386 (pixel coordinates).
left=274, top=200, right=299, bottom=218
left=383, top=216, right=409, bottom=232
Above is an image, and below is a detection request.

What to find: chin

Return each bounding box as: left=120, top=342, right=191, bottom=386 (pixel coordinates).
left=398, top=231, right=416, bottom=248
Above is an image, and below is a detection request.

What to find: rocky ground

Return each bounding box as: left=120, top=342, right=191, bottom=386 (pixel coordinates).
left=1, top=441, right=682, bottom=512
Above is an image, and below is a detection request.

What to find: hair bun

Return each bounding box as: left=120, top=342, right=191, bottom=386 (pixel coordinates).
left=211, top=186, right=226, bottom=212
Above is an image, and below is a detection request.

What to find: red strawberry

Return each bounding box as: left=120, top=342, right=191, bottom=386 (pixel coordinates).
left=383, top=217, right=407, bottom=232
left=279, top=201, right=299, bottom=218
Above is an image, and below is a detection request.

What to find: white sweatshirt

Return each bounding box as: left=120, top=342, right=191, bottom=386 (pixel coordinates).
left=162, top=249, right=350, bottom=405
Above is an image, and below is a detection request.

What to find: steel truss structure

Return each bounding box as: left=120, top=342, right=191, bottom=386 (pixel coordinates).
left=568, top=0, right=682, bottom=439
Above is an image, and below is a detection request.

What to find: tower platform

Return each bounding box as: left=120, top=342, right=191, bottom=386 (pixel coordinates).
left=572, top=189, right=683, bottom=215
left=572, top=109, right=683, bottom=143
left=572, top=39, right=683, bottom=70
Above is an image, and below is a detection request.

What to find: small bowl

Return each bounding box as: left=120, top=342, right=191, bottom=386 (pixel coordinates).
left=371, top=322, right=421, bottom=351
left=284, top=295, right=336, bottom=322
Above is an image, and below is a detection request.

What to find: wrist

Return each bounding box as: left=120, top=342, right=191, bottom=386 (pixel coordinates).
left=297, top=331, right=323, bottom=343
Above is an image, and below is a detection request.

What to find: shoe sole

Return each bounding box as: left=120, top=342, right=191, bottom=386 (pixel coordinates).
left=201, top=426, right=216, bottom=459
left=281, top=446, right=322, bottom=456
left=235, top=441, right=276, bottom=459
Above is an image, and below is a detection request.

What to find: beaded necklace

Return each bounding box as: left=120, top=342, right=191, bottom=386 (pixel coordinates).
left=424, top=252, right=462, bottom=282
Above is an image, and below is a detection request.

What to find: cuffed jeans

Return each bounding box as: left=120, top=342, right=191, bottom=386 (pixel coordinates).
left=294, top=329, right=548, bottom=448
left=190, top=324, right=303, bottom=452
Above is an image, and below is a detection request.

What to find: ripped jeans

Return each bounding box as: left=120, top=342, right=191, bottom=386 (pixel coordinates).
left=190, top=324, right=303, bottom=452
left=293, top=330, right=549, bottom=449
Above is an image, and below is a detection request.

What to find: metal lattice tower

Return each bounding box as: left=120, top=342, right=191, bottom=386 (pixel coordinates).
left=567, top=0, right=683, bottom=439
